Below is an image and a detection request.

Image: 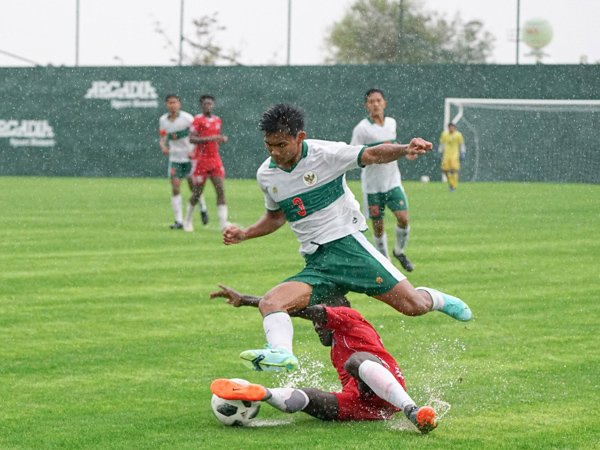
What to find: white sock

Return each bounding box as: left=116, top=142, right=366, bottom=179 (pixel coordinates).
left=217, top=204, right=229, bottom=229
left=394, top=225, right=410, bottom=254
left=374, top=233, right=389, bottom=259
left=263, top=312, right=294, bottom=353
left=199, top=194, right=207, bottom=212
left=265, top=388, right=309, bottom=413
left=185, top=202, right=195, bottom=223
left=358, top=360, right=416, bottom=412
left=171, top=195, right=183, bottom=223
left=416, top=287, right=445, bottom=311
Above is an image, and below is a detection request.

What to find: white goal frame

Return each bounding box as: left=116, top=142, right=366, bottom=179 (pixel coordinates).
left=442, top=98, right=600, bottom=181
left=444, top=98, right=600, bottom=129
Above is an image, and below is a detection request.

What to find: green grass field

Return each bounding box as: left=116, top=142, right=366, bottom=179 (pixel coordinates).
left=1, top=177, right=599, bottom=450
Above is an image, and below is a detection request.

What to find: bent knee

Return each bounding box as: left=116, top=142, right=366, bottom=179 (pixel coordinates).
left=344, top=352, right=379, bottom=378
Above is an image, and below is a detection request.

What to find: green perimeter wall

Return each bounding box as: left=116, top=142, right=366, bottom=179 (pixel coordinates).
left=0, top=65, right=598, bottom=182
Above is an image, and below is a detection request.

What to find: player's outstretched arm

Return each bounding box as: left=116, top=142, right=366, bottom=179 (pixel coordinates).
left=223, top=210, right=286, bottom=245
left=209, top=284, right=260, bottom=307
left=209, top=285, right=324, bottom=323
left=291, top=305, right=327, bottom=324
left=361, top=138, right=432, bottom=165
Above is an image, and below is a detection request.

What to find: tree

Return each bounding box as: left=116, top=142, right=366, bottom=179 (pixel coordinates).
left=154, top=13, right=241, bottom=66
left=325, top=0, right=495, bottom=64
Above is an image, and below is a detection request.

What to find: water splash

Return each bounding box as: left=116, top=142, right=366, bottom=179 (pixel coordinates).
left=406, top=336, right=467, bottom=412
left=428, top=397, right=451, bottom=420
left=274, top=357, right=338, bottom=391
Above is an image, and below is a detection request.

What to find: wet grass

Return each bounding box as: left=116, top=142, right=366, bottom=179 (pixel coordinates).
left=1, top=177, right=598, bottom=449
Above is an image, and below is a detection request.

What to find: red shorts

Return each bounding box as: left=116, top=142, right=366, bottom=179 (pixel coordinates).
left=334, top=380, right=402, bottom=421
left=192, top=157, right=225, bottom=183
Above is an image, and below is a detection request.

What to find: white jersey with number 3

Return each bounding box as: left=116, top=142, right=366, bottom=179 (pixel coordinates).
left=351, top=117, right=402, bottom=194
left=257, top=139, right=368, bottom=255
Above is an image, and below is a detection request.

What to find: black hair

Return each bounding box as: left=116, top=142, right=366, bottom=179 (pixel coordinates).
left=448, top=122, right=456, bottom=127
left=259, top=103, right=305, bottom=136
left=164, top=94, right=180, bottom=102
left=200, top=94, right=215, bottom=103
left=364, top=88, right=385, bottom=102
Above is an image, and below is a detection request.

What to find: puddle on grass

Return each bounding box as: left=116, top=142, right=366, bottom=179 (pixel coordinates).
left=387, top=417, right=415, bottom=431
left=247, top=418, right=293, bottom=427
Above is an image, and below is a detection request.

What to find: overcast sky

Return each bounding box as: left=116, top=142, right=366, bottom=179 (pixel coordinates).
left=1, top=0, right=599, bottom=67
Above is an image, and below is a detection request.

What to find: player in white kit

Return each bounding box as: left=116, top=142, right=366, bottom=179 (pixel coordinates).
left=158, top=94, right=207, bottom=230
left=223, top=104, right=472, bottom=372
left=351, top=89, right=413, bottom=272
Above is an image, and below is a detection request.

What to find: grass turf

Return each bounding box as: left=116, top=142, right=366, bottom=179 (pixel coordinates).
left=0, top=177, right=599, bottom=449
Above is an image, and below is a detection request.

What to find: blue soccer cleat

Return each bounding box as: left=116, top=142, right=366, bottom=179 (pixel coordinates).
left=440, top=293, right=472, bottom=321
left=239, top=346, right=298, bottom=372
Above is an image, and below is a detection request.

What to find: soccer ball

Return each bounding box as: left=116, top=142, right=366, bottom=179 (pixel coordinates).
left=211, top=396, right=261, bottom=426
left=420, top=175, right=430, bottom=183
left=211, top=379, right=261, bottom=426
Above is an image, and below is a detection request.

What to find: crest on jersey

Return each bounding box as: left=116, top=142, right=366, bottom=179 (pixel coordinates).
left=303, top=171, right=317, bottom=186
left=271, top=186, right=278, bottom=194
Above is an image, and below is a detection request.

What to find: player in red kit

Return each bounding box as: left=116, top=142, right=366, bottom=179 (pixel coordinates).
left=186, top=94, right=229, bottom=231
left=209, top=285, right=437, bottom=433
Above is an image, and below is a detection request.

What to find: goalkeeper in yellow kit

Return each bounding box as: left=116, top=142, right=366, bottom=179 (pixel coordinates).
left=438, top=123, right=466, bottom=191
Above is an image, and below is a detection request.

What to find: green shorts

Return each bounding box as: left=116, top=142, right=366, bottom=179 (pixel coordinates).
left=168, top=161, right=192, bottom=179
left=284, top=232, right=406, bottom=306
left=366, top=186, right=408, bottom=220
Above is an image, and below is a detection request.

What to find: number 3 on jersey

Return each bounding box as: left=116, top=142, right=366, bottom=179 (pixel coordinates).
left=292, top=197, right=306, bottom=217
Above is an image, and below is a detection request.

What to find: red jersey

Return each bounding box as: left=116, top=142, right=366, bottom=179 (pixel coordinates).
left=191, top=114, right=223, bottom=161
left=325, top=306, right=405, bottom=391
left=324, top=306, right=406, bottom=421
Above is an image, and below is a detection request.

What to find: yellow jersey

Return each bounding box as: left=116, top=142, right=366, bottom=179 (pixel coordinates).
left=439, top=130, right=464, bottom=160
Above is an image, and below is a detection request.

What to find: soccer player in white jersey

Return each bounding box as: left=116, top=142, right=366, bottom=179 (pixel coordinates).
left=351, top=89, right=414, bottom=272
left=158, top=94, right=208, bottom=230
left=222, top=104, right=472, bottom=372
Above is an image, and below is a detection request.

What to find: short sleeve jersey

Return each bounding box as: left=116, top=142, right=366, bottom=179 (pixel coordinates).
left=257, top=139, right=368, bottom=255
left=439, top=130, right=464, bottom=159
left=351, top=117, right=401, bottom=194
left=191, top=114, right=223, bottom=161
left=324, top=306, right=405, bottom=391
left=159, top=111, right=195, bottom=163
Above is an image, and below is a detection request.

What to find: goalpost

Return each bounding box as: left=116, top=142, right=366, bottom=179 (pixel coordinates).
left=442, top=98, right=600, bottom=183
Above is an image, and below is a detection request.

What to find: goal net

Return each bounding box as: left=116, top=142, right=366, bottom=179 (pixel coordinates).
left=443, top=98, right=600, bottom=183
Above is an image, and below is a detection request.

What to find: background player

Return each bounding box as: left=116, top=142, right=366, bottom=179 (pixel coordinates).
left=223, top=104, right=472, bottom=372
left=158, top=94, right=207, bottom=230
left=209, top=285, right=437, bottom=433
left=188, top=94, right=229, bottom=231
left=351, top=88, right=414, bottom=271
left=438, top=122, right=466, bottom=192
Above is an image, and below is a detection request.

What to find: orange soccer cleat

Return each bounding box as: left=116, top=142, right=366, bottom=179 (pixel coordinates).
left=210, top=378, right=268, bottom=402
left=414, top=406, right=437, bottom=434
